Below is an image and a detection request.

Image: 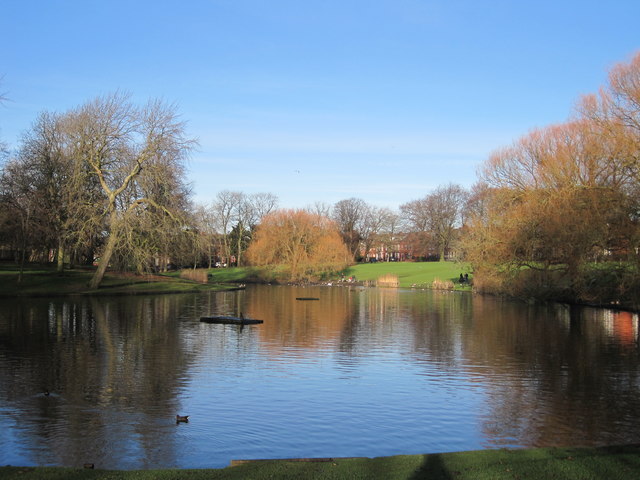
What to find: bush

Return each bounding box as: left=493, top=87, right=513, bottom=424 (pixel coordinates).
left=377, top=274, right=399, bottom=287
left=575, top=262, right=640, bottom=308
left=431, top=277, right=455, bottom=290
left=179, top=268, right=208, bottom=284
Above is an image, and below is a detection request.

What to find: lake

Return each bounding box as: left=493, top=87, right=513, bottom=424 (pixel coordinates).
left=0, top=285, right=639, bottom=469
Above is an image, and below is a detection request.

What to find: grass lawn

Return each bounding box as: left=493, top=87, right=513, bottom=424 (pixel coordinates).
left=194, top=266, right=264, bottom=284
left=0, top=261, right=471, bottom=296
left=0, top=263, right=229, bottom=297
left=206, top=261, right=472, bottom=290
left=1, top=445, right=639, bottom=479
left=342, top=261, right=472, bottom=289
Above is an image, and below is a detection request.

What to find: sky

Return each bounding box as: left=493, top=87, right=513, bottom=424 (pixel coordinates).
left=1, top=0, right=639, bottom=210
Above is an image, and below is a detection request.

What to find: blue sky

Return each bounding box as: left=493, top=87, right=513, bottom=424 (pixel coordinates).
left=1, top=1, right=639, bottom=209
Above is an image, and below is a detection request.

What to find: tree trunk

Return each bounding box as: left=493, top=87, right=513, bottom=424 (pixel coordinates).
left=89, top=234, right=117, bottom=289
left=56, top=241, right=64, bottom=273
left=236, top=222, right=243, bottom=267
left=18, top=244, right=26, bottom=284
left=17, top=211, right=30, bottom=284
left=222, top=234, right=230, bottom=267
left=89, top=212, right=119, bottom=289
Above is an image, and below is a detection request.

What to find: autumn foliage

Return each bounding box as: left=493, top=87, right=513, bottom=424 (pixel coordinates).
left=246, top=209, right=351, bottom=282
left=464, top=51, right=640, bottom=307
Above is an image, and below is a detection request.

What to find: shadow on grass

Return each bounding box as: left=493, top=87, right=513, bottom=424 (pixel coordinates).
left=410, top=454, right=454, bottom=480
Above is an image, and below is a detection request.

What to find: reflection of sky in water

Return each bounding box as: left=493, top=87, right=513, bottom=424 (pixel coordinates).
left=1, top=289, right=639, bottom=469
left=183, top=328, right=486, bottom=467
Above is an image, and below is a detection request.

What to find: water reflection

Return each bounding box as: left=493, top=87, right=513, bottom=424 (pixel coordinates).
left=0, top=287, right=639, bottom=469
left=0, top=295, right=199, bottom=468
left=464, top=299, right=640, bottom=448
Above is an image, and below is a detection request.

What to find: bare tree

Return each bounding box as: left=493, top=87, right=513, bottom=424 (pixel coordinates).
left=399, top=197, right=432, bottom=258
left=0, top=159, right=35, bottom=281
left=399, top=197, right=430, bottom=232
left=401, top=184, right=467, bottom=260
left=375, top=207, right=401, bottom=260
left=426, top=183, right=468, bottom=260
left=306, top=201, right=332, bottom=218
left=0, top=110, right=99, bottom=275
left=231, top=194, right=253, bottom=267
left=13, top=111, right=86, bottom=271
left=62, top=93, right=196, bottom=288
left=249, top=192, right=279, bottom=226
left=193, top=203, right=219, bottom=268
left=212, top=190, right=243, bottom=266
left=358, top=205, right=394, bottom=261
left=332, top=197, right=368, bottom=259
left=217, top=191, right=280, bottom=267
left=0, top=79, right=9, bottom=162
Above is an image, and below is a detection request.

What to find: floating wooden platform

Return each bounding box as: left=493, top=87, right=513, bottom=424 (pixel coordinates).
left=200, top=316, right=263, bottom=325
left=296, top=297, right=320, bottom=301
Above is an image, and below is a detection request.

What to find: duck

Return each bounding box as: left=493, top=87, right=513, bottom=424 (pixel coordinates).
left=176, top=415, right=189, bottom=423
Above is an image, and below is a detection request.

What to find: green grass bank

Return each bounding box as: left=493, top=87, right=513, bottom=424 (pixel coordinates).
left=2, top=445, right=639, bottom=479
left=0, top=264, right=229, bottom=297
left=342, top=261, right=471, bottom=289
left=206, top=261, right=472, bottom=290
left=0, top=261, right=471, bottom=297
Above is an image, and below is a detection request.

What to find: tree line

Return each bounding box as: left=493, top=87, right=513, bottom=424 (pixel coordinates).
left=0, top=92, right=469, bottom=285
left=180, top=188, right=470, bottom=282
left=1, top=51, right=639, bottom=306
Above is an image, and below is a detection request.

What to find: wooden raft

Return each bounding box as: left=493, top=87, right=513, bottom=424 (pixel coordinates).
left=200, top=316, right=263, bottom=325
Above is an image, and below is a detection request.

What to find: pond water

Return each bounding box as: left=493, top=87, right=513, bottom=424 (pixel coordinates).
left=0, top=285, right=639, bottom=469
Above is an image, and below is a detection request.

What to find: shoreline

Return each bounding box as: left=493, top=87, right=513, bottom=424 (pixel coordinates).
left=2, top=445, right=639, bottom=479
left=2, top=263, right=637, bottom=314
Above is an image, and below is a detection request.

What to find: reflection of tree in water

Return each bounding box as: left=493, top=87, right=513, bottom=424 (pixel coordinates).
left=247, top=285, right=476, bottom=368
left=0, top=294, right=203, bottom=468
left=462, top=297, right=640, bottom=448
left=247, top=285, right=432, bottom=360
left=405, top=291, right=474, bottom=368
left=246, top=285, right=352, bottom=357
left=5, top=288, right=634, bottom=467
left=244, top=286, right=640, bottom=449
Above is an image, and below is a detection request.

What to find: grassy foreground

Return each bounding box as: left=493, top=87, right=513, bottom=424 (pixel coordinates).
left=1, top=446, right=639, bottom=479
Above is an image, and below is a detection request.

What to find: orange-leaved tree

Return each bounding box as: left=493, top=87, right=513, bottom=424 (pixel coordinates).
left=247, top=209, right=351, bottom=282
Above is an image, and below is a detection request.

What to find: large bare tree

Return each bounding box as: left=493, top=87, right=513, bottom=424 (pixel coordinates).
left=425, top=183, right=468, bottom=260
left=357, top=205, right=396, bottom=261
left=63, top=93, right=196, bottom=288
left=400, top=184, right=467, bottom=260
